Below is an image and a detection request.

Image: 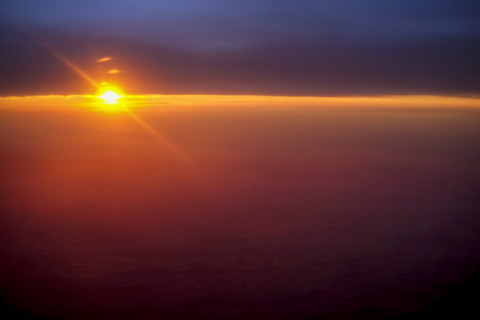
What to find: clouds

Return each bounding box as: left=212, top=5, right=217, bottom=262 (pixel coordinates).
left=1, top=0, right=479, bottom=96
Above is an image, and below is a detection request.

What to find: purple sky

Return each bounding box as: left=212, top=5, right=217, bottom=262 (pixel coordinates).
left=1, top=0, right=480, bottom=96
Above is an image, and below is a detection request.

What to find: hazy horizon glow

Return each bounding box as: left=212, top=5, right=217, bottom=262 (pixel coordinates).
left=2, top=94, right=480, bottom=111
left=1, top=93, right=480, bottom=319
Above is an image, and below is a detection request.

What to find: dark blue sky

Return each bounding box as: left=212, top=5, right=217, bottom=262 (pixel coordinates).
left=1, top=0, right=480, bottom=95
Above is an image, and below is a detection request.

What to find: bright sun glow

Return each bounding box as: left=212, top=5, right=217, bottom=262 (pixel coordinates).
left=99, top=90, right=123, bottom=104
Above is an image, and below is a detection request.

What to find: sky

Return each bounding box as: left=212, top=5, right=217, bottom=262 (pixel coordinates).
left=1, top=2, right=480, bottom=319
left=1, top=0, right=480, bottom=96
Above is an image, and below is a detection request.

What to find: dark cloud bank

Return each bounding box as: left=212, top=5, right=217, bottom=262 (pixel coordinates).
left=1, top=0, right=480, bottom=96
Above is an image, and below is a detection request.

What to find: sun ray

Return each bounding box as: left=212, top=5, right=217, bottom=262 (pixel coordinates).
left=43, top=45, right=100, bottom=89
left=36, top=43, right=208, bottom=181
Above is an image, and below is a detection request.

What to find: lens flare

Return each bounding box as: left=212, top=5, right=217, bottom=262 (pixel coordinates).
left=97, top=57, right=112, bottom=62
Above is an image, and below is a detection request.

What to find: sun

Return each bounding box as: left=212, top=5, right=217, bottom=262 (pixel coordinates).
left=98, top=90, right=123, bottom=104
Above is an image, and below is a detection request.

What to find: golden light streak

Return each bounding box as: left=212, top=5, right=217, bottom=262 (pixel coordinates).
left=129, top=94, right=480, bottom=109
left=107, top=69, right=120, bottom=74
